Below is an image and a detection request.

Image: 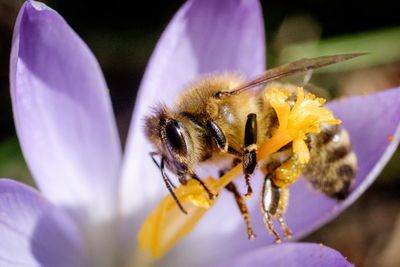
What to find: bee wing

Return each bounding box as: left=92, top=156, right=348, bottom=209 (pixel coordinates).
left=217, top=53, right=366, bottom=97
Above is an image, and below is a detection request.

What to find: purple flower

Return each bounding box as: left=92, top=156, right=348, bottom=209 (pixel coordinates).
left=1, top=0, right=399, bottom=267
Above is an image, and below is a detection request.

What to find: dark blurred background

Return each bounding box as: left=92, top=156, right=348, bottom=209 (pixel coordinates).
left=1, top=0, right=399, bottom=266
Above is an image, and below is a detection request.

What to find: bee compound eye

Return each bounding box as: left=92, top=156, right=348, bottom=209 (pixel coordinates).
left=165, top=120, right=188, bottom=155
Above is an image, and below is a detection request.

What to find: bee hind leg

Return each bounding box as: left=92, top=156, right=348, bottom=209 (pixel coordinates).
left=261, top=154, right=303, bottom=240
left=262, top=210, right=281, bottom=243
left=277, top=213, right=292, bottom=239
left=261, top=174, right=292, bottom=242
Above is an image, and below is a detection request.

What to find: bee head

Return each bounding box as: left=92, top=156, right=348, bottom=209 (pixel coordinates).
left=144, top=107, right=198, bottom=179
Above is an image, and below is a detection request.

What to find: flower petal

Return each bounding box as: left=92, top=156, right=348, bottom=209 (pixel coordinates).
left=120, top=0, right=265, bottom=226
left=10, top=1, right=121, bottom=219
left=0, top=179, right=85, bottom=267
left=215, top=243, right=354, bottom=267
left=119, top=0, right=265, bottom=260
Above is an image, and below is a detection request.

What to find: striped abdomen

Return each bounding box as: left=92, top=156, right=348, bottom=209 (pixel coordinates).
left=303, top=124, right=357, bottom=199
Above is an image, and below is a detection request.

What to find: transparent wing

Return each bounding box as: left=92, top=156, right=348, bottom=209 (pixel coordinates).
left=216, top=53, right=366, bottom=97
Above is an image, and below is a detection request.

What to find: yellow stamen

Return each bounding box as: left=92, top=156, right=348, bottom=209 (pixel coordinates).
left=138, top=87, right=341, bottom=258
left=261, top=87, right=341, bottom=163
left=293, top=140, right=310, bottom=164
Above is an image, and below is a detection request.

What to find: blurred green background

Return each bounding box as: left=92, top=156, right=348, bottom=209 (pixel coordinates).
left=0, top=0, right=399, bottom=266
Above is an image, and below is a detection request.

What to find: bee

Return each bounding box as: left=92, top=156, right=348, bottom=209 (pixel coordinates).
left=144, top=54, right=360, bottom=241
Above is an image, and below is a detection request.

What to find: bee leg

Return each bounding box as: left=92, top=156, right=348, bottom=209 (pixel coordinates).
left=207, top=120, right=228, bottom=152
left=243, top=113, right=258, bottom=198
left=261, top=155, right=301, bottom=240
left=225, top=182, right=256, bottom=240
left=207, top=119, right=243, bottom=160
left=191, top=173, right=216, bottom=200
left=219, top=159, right=255, bottom=239
left=262, top=210, right=281, bottom=243
left=277, top=213, right=292, bottom=239
left=261, top=175, right=282, bottom=242
left=261, top=174, right=292, bottom=242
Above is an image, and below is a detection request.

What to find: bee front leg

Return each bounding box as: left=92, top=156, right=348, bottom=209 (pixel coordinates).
left=207, top=120, right=228, bottom=152
left=207, top=119, right=243, bottom=157
left=243, top=113, right=258, bottom=198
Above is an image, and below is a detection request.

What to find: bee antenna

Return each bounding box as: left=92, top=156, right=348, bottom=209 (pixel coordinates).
left=149, top=152, right=176, bottom=188
left=160, top=157, right=188, bottom=215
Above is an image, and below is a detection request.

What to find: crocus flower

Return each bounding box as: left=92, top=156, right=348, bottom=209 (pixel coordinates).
left=1, top=0, right=399, bottom=267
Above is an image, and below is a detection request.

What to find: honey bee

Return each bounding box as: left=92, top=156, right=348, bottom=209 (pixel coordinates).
left=144, top=54, right=360, bottom=241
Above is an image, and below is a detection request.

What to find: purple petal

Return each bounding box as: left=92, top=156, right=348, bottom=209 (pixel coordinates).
left=10, top=1, right=121, bottom=219
left=0, top=179, right=85, bottom=266
left=118, top=0, right=265, bottom=261
left=216, top=243, right=354, bottom=267
left=120, top=0, right=265, bottom=226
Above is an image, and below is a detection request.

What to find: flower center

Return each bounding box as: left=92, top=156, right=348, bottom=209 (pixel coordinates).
left=137, top=87, right=340, bottom=258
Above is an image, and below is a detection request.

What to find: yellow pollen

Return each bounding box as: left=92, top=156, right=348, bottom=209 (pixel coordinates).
left=274, top=156, right=304, bottom=188
left=137, top=87, right=341, bottom=258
